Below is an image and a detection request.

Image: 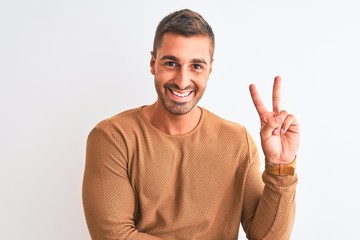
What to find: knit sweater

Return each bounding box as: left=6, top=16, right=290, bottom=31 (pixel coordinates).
left=82, top=107, right=298, bottom=240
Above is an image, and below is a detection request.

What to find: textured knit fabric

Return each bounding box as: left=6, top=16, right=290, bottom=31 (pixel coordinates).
left=82, top=106, right=298, bottom=240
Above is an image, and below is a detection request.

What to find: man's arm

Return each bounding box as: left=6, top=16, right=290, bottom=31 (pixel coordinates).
left=82, top=127, right=161, bottom=240
left=241, top=133, right=297, bottom=240
left=243, top=76, right=299, bottom=239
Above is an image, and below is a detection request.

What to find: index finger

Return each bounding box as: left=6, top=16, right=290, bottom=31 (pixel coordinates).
left=249, top=83, right=268, bottom=116
left=272, top=76, right=282, bottom=113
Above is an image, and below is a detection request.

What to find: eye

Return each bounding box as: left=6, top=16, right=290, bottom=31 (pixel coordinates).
left=193, top=64, right=201, bottom=69
left=192, top=64, right=204, bottom=71
left=165, top=62, right=177, bottom=67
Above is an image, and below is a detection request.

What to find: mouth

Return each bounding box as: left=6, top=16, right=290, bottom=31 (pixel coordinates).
left=170, top=89, right=192, bottom=98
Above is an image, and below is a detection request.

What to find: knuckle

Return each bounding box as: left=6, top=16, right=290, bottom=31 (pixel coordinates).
left=280, top=110, right=288, bottom=115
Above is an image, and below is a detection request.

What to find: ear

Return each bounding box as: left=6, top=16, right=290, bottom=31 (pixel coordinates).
left=150, top=51, right=155, bottom=75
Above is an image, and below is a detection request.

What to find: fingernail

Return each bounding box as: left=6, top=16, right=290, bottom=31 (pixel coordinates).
left=276, top=116, right=282, bottom=123
left=273, top=128, right=279, bottom=135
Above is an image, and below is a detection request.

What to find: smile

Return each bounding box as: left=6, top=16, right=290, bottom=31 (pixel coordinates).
left=170, top=89, right=192, bottom=98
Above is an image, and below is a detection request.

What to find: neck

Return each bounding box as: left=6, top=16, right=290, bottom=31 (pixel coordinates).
left=142, top=102, right=202, bottom=135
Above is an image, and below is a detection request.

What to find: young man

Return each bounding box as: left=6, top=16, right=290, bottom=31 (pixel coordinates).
left=82, top=9, right=299, bottom=240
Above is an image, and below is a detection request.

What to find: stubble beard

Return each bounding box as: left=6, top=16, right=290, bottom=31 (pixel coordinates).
left=155, top=80, right=204, bottom=115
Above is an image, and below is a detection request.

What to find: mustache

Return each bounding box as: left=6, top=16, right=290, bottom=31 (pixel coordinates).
left=164, top=83, right=197, bottom=91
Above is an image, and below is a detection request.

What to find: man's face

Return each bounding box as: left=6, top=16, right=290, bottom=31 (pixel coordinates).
left=150, top=32, right=213, bottom=115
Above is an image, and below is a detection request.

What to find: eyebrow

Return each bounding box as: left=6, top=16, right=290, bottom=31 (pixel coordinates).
left=160, top=55, right=208, bottom=66
left=160, top=55, right=179, bottom=62
left=191, top=58, right=208, bottom=65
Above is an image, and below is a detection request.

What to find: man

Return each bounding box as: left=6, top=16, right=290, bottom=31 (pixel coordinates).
left=82, top=9, right=299, bottom=240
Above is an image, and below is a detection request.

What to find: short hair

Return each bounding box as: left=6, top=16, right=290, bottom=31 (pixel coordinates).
left=152, top=9, right=215, bottom=58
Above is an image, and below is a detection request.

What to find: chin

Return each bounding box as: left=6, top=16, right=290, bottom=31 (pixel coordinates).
left=166, top=101, right=198, bottom=115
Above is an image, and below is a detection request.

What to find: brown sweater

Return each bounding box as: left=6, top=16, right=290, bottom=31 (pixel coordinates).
left=82, top=107, right=297, bottom=240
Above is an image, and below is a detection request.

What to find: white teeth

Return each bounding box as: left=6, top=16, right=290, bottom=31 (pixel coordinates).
left=172, top=90, right=191, bottom=97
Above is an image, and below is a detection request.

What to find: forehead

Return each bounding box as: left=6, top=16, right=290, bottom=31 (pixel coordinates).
left=157, top=32, right=213, bottom=62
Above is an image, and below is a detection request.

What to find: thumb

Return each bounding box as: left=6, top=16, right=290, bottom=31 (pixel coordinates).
left=261, top=115, right=284, bottom=139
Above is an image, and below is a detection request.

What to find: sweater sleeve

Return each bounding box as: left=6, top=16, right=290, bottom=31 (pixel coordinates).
left=82, top=127, right=161, bottom=240
left=241, top=131, right=298, bottom=240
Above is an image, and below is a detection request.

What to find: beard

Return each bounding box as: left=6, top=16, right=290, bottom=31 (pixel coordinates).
left=154, top=80, right=205, bottom=115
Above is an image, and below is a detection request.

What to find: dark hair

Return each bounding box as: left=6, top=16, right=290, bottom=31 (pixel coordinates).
left=152, top=9, right=215, bottom=58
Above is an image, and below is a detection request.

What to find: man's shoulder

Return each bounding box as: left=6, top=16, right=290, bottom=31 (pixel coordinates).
left=92, top=106, right=143, bottom=132
left=201, top=108, right=254, bottom=152
left=203, top=108, right=247, bottom=132
left=201, top=107, right=252, bottom=144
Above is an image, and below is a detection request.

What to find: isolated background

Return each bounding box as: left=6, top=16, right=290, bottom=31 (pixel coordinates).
left=1, top=0, right=359, bottom=239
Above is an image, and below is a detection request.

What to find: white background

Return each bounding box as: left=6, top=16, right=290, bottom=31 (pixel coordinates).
left=1, top=0, right=359, bottom=239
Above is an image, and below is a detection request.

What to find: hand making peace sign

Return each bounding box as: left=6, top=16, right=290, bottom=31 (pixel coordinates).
left=249, top=76, right=300, bottom=164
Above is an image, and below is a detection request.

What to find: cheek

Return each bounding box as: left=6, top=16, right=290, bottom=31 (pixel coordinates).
left=196, top=74, right=209, bottom=88
left=156, top=68, right=176, bottom=80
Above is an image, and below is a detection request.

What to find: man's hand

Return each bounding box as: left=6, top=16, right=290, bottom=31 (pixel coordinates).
left=249, top=76, right=300, bottom=164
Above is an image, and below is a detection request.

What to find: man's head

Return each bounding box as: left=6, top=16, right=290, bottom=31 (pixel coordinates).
left=150, top=9, right=215, bottom=116
left=152, top=9, right=215, bottom=59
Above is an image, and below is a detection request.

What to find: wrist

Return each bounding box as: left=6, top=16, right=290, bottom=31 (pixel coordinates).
left=265, top=156, right=297, bottom=176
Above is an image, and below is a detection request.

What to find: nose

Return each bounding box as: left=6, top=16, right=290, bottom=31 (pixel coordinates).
left=174, top=67, right=191, bottom=89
